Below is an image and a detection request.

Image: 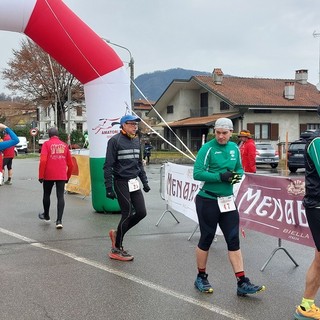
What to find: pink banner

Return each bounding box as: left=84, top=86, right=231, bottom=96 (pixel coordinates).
left=236, top=174, right=314, bottom=247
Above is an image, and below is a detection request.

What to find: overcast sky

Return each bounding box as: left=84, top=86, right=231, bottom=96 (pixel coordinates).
left=1, top=0, right=320, bottom=95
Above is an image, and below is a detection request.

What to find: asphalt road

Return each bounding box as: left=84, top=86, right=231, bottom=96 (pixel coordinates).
left=0, top=158, right=313, bottom=320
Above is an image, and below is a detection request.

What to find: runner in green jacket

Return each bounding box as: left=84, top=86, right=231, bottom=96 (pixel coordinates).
left=193, top=117, right=265, bottom=297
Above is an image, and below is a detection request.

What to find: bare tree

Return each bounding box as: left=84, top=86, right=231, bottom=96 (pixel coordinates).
left=2, top=38, right=84, bottom=129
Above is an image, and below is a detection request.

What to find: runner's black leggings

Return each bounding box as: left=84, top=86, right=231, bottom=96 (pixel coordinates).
left=195, top=195, right=240, bottom=251
left=43, top=180, right=66, bottom=222
left=114, top=179, right=147, bottom=248
left=306, top=207, right=320, bottom=251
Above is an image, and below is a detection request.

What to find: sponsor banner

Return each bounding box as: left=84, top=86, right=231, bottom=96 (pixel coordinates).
left=164, top=162, right=200, bottom=223
left=164, top=163, right=313, bottom=247
left=236, top=174, right=313, bottom=247
left=66, top=155, right=91, bottom=196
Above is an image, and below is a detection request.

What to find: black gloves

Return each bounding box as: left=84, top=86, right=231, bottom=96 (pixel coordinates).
left=39, top=179, right=44, bottom=184
left=106, top=187, right=116, bottom=199
left=220, top=171, right=242, bottom=185
left=143, top=184, right=151, bottom=193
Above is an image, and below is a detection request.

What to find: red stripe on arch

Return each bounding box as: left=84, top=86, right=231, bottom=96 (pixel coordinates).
left=24, top=0, right=123, bottom=84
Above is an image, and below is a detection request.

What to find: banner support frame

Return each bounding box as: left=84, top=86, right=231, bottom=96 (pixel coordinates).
left=188, top=224, right=198, bottom=241
left=260, top=238, right=299, bottom=271
left=156, top=164, right=180, bottom=226
left=155, top=203, right=180, bottom=226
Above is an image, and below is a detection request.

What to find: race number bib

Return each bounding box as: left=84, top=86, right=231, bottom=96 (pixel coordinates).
left=128, top=178, right=140, bottom=192
left=217, top=196, right=236, bottom=212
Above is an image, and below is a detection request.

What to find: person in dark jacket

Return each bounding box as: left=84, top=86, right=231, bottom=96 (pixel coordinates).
left=294, top=132, right=320, bottom=320
left=143, top=141, right=153, bottom=165
left=103, top=114, right=150, bottom=261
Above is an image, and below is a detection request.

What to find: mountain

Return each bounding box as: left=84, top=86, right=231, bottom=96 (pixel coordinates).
left=134, top=68, right=211, bottom=102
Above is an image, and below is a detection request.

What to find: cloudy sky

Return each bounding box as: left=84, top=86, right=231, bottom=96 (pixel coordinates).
left=0, top=0, right=320, bottom=94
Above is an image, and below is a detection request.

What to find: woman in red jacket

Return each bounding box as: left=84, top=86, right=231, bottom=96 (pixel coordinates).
left=38, top=127, right=73, bottom=229
left=238, top=130, right=256, bottom=173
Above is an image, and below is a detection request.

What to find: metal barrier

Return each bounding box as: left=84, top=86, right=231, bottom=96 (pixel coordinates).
left=155, top=165, right=180, bottom=226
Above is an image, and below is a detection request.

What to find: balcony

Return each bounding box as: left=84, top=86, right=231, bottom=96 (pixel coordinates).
left=190, top=107, right=208, bottom=117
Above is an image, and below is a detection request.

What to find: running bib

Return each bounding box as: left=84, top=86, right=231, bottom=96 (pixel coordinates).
left=128, top=178, right=140, bottom=192
left=218, top=196, right=236, bottom=212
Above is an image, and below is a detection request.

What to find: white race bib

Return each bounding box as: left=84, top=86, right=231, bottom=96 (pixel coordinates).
left=217, top=196, right=236, bottom=212
left=128, top=178, right=140, bottom=192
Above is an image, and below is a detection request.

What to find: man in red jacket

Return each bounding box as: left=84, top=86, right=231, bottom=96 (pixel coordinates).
left=238, top=130, right=256, bottom=173
left=38, top=127, right=73, bottom=229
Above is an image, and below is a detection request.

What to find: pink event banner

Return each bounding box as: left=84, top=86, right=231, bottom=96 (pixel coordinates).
left=236, top=174, right=314, bottom=247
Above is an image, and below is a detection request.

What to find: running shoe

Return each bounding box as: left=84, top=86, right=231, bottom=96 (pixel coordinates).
left=194, top=273, right=213, bottom=293
left=294, top=304, right=320, bottom=320
left=56, top=221, right=63, bottom=229
left=109, top=229, right=117, bottom=249
left=237, top=277, right=265, bottom=296
left=108, top=248, right=134, bottom=261
left=38, top=213, right=50, bottom=222
left=4, top=180, right=12, bottom=185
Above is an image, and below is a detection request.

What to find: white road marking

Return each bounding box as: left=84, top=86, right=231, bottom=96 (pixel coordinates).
left=0, top=227, right=248, bottom=320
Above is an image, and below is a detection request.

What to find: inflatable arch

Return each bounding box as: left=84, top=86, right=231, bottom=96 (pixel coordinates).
left=0, top=0, right=131, bottom=212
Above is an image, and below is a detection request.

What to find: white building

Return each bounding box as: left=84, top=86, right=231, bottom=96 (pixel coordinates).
left=37, top=101, right=87, bottom=133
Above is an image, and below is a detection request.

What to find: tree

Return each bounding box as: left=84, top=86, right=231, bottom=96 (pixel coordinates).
left=2, top=38, right=84, bottom=129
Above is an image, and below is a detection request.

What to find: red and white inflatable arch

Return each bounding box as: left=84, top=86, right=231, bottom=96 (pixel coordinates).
left=0, top=0, right=131, bottom=212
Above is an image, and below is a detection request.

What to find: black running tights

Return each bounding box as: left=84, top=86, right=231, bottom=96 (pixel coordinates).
left=43, top=180, right=66, bottom=222
left=114, top=179, right=147, bottom=248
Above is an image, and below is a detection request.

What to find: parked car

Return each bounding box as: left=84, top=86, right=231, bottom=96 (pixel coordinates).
left=287, top=140, right=306, bottom=173
left=38, top=133, right=49, bottom=153
left=255, top=142, right=279, bottom=168
left=16, top=136, right=28, bottom=153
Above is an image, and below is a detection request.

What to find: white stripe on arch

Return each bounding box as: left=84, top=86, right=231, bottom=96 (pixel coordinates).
left=0, top=0, right=37, bottom=32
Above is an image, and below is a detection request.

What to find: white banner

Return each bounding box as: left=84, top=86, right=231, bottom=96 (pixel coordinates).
left=164, top=162, right=200, bottom=223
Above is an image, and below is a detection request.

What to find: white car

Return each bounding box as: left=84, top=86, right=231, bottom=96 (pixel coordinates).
left=16, top=136, right=28, bottom=153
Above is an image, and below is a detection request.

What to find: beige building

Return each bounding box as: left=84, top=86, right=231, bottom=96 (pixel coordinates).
left=148, top=68, right=320, bottom=155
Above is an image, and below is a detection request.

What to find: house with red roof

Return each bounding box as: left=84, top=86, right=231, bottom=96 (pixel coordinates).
left=148, top=68, right=320, bottom=153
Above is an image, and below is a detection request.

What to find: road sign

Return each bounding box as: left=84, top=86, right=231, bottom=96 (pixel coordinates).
left=30, top=128, right=39, bottom=136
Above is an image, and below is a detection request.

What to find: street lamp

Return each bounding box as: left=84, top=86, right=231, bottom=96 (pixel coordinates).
left=103, top=38, right=135, bottom=107
left=313, top=30, right=320, bottom=90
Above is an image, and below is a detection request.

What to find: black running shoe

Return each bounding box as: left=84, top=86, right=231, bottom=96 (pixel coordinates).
left=38, top=213, right=50, bottom=222
left=194, top=273, right=213, bottom=293
left=56, top=221, right=63, bottom=229
left=237, top=277, right=265, bottom=296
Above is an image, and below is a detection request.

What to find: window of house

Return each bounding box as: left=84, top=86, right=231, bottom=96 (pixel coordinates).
left=167, top=105, right=173, bottom=114
left=254, top=123, right=270, bottom=140
left=200, top=92, right=208, bottom=116
left=76, top=106, right=82, bottom=116
left=76, top=123, right=83, bottom=132
left=220, top=101, right=230, bottom=111
left=307, top=123, right=320, bottom=130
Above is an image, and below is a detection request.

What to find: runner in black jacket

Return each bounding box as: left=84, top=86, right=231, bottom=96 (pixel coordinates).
left=103, top=114, right=150, bottom=261
left=294, top=132, right=320, bottom=319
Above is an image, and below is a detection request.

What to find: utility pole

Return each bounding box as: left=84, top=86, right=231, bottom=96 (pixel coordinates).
left=102, top=38, right=134, bottom=107
left=313, top=31, right=320, bottom=90
left=48, top=54, right=59, bottom=127
left=67, top=85, right=71, bottom=146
